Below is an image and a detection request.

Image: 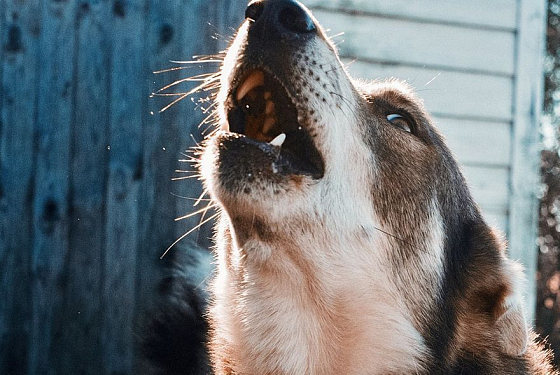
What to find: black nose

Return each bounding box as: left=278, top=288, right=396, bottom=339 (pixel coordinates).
left=245, top=0, right=316, bottom=39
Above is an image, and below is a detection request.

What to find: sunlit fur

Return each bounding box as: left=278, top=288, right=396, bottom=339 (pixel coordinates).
left=157, top=3, right=558, bottom=375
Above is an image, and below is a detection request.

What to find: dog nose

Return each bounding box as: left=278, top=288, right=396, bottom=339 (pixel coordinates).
left=245, top=0, right=316, bottom=39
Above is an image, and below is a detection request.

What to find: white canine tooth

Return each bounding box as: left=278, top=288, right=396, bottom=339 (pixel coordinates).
left=269, top=133, right=286, bottom=147
left=262, top=117, right=276, bottom=134
left=236, top=71, right=265, bottom=101
left=265, top=100, right=275, bottom=115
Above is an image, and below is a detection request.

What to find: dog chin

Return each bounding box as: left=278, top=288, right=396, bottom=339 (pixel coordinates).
left=200, top=134, right=314, bottom=215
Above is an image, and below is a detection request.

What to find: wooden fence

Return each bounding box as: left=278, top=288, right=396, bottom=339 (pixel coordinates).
left=0, top=1, right=245, bottom=373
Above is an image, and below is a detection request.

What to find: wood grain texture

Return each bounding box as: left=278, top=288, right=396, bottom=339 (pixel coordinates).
left=102, top=1, right=145, bottom=373
left=134, top=4, right=193, bottom=364
left=52, top=2, right=110, bottom=374
left=315, top=9, right=515, bottom=75
left=0, top=1, right=245, bottom=374
left=172, top=0, right=217, bottom=250
left=133, top=1, right=243, bottom=373
left=29, top=1, right=76, bottom=374
left=304, top=0, right=517, bottom=30
left=0, top=0, right=40, bottom=373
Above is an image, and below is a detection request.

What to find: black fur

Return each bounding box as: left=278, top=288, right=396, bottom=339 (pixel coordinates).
left=141, top=244, right=212, bottom=375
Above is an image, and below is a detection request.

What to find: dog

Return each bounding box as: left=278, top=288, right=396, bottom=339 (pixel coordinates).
left=145, top=0, right=558, bottom=374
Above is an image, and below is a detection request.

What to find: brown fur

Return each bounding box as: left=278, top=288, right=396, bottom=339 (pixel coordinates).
left=197, top=1, right=558, bottom=374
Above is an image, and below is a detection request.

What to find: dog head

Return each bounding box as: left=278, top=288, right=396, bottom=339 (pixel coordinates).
left=200, top=0, right=531, bottom=370
left=201, top=0, right=475, bottom=256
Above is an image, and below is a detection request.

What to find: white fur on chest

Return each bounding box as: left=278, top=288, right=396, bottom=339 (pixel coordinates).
left=212, top=219, right=429, bottom=375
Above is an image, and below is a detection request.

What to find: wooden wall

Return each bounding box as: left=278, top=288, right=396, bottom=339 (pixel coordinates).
left=304, top=0, right=547, bottom=320
left=0, top=1, right=245, bottom=373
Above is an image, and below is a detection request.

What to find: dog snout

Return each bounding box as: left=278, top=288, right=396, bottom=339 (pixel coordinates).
left=245, top=0, right=316, bottom=41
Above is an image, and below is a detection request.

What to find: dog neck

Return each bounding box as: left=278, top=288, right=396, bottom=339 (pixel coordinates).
left=209, top=212, right=432, bottom=375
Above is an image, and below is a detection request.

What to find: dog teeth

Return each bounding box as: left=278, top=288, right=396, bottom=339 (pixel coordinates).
left=269, top=133, right=286, bottom=147
left=262, top=117, right=276, bottom=134
left=265, top=100, right=275, bottom=115
left=236, top=71, right=265, bottom=101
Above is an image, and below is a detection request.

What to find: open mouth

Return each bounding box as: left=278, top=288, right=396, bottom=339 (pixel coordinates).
left=225, top=69, right=325, bottom=179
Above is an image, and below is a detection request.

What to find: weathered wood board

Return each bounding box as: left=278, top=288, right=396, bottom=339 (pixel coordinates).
left=0, top=1, right=246, bottom=373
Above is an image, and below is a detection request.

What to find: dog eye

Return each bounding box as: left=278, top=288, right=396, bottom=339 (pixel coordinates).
left=386, top=114, right=411, bottom=133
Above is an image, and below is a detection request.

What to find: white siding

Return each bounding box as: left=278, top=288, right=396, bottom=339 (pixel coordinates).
left=345, top=61, right=513, bottom=121
left=317, top=10, right=516, bottom=74
left=305, top=0, right=517, bottom=29
left=304, top=0, right=547, bottom=320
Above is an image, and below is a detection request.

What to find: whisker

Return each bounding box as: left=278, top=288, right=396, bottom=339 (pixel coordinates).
left=194, top=188, right=209, bottom=207
left=171, top=175, right=201, bottom=181
left=170, top=192, right=212, bottom=201
left=373, top=226, right=410, bottom=245
left=159, top=93, right=189, bottom=113
left=174, top=204, right=218, bottom=222
left=329, top=31, right=345, bottom=39
left=155, top=74, right=219, bottom=94
left=204, top=82, right=221, bottom=89
left=329, top=91, right=355, bottom=113
left=199, top=111, right=219, bottom=129
left=344, top=58, right=358, bottom=68
left=160, top=212, right=220, bottom=259
left=192, top=53, right=225, bottom=60
left=202, top=101, right=218, bottom=114
left=178, top=156, right=199, bottom=163
left=190, top=134, right=202, bottom=148
left=153, top=75, right=220, bottom=112
left=424, top=72, right=441, bottom=86
left=169, top=59, right=223, bottom=64
left=203, top=127, right=220, bottom=137
left=197, top=202, right=215, bottom=233
left=153, top=66, right=198, bottom=74
left=201, top=120, right=221, bottom=136
left=151, top=92, right=190, bottom=97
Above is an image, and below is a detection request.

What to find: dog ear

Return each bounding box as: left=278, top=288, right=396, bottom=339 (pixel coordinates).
left=493, top=260, right=529, bottom=357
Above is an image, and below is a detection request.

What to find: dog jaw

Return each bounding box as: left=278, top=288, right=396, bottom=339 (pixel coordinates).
left=200, top=19, right=370, bottom=229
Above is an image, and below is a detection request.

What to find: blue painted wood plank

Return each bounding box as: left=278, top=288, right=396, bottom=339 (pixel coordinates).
left=0, top=1, right=40, bottom=373
left=102, top=0, right=146, bottom=373
left=52, top=1, right=111, bottom=374
left=28, top=0, right=76, bottom=373
left=132, top=1, right=187, bottom=371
